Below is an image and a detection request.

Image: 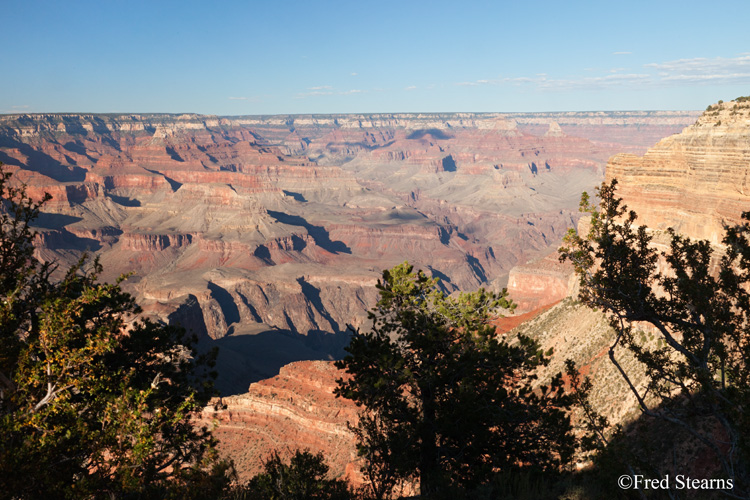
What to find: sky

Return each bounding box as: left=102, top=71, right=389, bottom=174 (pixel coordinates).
left=2, top=0, right=750, bottom=115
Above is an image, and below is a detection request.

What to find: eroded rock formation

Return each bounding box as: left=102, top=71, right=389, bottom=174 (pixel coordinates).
left=0, top=111, right=697, bottom=391
left=606, top=99, right=750, bottom=245
left=199, top=360, right=359, bottom=482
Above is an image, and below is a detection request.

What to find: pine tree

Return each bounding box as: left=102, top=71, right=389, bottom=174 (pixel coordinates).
left=335, top=262, right=574, bottom=498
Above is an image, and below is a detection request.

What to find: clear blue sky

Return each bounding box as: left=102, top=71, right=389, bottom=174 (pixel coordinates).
left=2, top=0, right=749, bottom=115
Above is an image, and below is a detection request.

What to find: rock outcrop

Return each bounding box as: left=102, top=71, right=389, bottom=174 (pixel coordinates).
left=506, top=251, right=577, bottom=313
left=199, top=360, right=359, bottom=482
left=505, top=100, right=749, bottom=312
left=606, top=98, right=750, bottom=245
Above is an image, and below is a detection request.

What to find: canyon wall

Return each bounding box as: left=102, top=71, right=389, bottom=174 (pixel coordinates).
left=506, top=100, right=750, bottom=311
left=606, top=99, right=750, bottom=245
left=0, top=111, right=697, bottom=392
left=218, top=100, right=747, bottom=483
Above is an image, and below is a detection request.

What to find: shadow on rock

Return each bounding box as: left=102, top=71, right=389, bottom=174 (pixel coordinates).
left=202, top=328, right=352, bottom=396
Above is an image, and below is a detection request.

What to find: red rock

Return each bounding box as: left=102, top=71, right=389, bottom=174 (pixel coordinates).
left=199, top=360, right=359, bottom=482
left=506, top=251, right=576, bottom=313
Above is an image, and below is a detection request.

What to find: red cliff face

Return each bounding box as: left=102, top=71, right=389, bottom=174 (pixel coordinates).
left=199, top=360, right=360, bottom=482
left=504, top=104, right=748, bottom=315
left=506, top=251, right=577, bottom=313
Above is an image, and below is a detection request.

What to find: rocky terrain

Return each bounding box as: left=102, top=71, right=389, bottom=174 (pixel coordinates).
left=0, top=111, right=697, bottom=394
left=606, top=99, right=750, bottom=245
left=1, top=108, right=716, bottom=482
left=507, top=97, right=750, bottom=441
left=199, top=360, right=360, bottom=482
left=200, top=99, right=750, bottom=482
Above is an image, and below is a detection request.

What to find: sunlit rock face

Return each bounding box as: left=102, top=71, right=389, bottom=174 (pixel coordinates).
left=505, top=102, right=750, bottom=313
left=199, top=360, right=360, bottom=482
left=506, top=251, right=577, bottom=313
left=605, top=99, right=750, bottom=245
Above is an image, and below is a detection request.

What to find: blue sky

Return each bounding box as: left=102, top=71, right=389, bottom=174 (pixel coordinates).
left=2, top=0, right=749, bottom=115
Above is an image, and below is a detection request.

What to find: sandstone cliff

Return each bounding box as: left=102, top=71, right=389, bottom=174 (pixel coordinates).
left=506, top=251, right=577, bottom=313
left=606, top=98, right=750, bottom=245
left=506, top=100, right=748, bottom=312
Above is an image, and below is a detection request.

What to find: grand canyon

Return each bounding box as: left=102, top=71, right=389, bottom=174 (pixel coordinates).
left=6, top=1, right=750, bottom=497
left=0, top=110, right=698, bottom=393
left=4, top=106, right=728, bottom=481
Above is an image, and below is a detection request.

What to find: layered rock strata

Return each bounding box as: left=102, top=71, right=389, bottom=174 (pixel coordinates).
left=0, top=111, right=697, bottom=391
left=605, top=99, right=750, bottom=245
left=199, top=360, right=359, bottom=482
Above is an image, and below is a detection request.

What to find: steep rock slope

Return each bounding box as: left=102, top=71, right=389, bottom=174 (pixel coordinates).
left=606, top=99, right=750, bottom=245
left=199, top=360, right=358, bottom=482
left=507, top=100, right=748, bottom=311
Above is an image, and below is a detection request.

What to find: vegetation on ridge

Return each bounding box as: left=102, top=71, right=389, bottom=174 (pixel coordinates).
left=335, top=262, right=575, bottom=498
left=0, top=164, right=232, bottom=499
left=561, top=180, right=750, bottom=497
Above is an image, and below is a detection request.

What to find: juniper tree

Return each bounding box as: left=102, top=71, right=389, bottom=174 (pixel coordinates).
left=245, top=450, right=350, bottom=500
left=560, top=180, right=750, bottom=496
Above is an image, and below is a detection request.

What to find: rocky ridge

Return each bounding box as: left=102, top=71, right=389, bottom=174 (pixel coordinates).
left=199, top=360, right=359, bottom=482
left=605, top=98, right=750, bottom=245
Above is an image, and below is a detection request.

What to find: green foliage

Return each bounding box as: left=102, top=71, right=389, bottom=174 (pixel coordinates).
left=244, top=450, right=351, bottom=500
left=0, top=165, right=231, bottom=499
left=560, top=179, right=750, bottom=496
left=335, top=262, right=575, bottom=498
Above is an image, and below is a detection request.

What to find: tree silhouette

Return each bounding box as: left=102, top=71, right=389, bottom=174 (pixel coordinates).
left=560, top=180, right=750, bottom=496
left=335, top=262, right=574, bottom=498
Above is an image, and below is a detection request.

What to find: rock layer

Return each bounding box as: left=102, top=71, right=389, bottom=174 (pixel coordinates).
left=199, top=360, right=359, bottom=482
left=605, top=99, right=750, bottom=245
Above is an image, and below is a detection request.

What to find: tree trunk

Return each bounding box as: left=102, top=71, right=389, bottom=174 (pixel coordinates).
left=419, top=385, right=439, bottom=497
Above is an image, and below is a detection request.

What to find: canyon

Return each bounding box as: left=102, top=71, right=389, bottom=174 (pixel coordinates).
left=1, top=108, right=710, bottom=479
left=0, top=111, right=697, bottom=348
left=205, top=100, right=749, bottom=480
